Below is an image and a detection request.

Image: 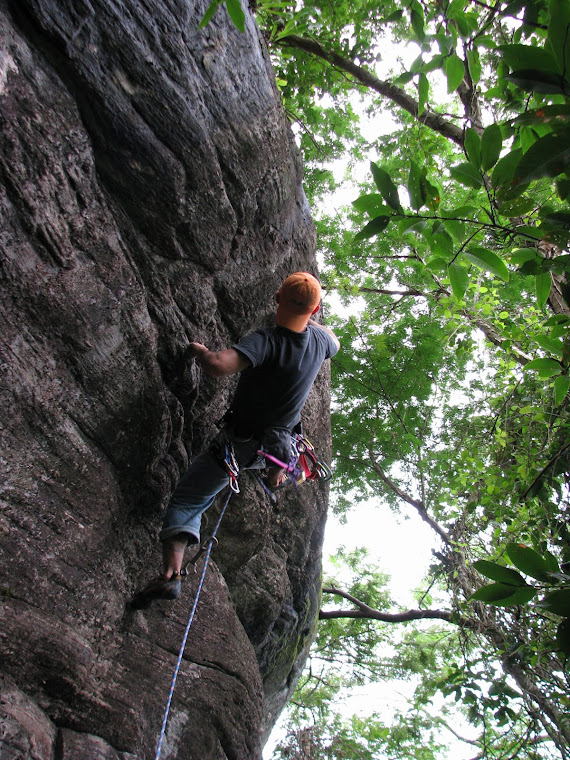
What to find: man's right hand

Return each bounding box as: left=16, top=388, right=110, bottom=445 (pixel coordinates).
left=187, top=342, right=208, bottom=358
left=186, top=343, right=251, bottom=377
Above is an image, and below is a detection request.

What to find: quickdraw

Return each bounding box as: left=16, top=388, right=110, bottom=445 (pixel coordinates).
left=223, top=441, right=240, bottom=493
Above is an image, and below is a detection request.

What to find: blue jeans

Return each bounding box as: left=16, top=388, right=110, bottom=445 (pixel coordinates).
left=159, top=435, right=265, bottom=544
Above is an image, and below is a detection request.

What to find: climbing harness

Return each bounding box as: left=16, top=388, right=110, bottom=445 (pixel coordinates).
left=154, top=481, right=235, bottom=760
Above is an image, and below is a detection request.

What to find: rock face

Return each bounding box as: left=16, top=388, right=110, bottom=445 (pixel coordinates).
left=0, top=1, right=332, bottom=758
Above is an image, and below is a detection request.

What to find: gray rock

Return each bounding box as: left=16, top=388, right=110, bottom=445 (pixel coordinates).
left=0, top=0, right=331, bottom=758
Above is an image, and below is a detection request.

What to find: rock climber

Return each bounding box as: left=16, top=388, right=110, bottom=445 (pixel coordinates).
left=131, top=272, right=340, bottom=609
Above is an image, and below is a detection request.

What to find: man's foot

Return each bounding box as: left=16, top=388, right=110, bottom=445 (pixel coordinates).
left=130, top=573, right=182, bottom=610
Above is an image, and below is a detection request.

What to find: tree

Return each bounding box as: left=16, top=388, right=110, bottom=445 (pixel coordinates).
left=248, top=0, right=570, bottom=756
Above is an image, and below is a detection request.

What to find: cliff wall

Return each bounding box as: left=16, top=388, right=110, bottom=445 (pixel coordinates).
left=0, top=1, right=331, bottom=758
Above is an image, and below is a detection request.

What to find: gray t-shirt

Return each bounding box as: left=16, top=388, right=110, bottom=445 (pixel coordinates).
left=230, top=323, right=338, bottom=435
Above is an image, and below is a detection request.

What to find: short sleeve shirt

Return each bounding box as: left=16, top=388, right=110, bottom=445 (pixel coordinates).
left=230, top=324, right=338, bottom=434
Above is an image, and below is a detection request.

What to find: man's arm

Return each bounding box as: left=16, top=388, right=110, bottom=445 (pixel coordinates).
left=187, top=343, right=251, bottom=377
left=308, top=319, right=340, bottom=352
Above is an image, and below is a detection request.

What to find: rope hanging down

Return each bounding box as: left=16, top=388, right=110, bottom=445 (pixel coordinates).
left=154, top=485, right=234, bottom=760
left=154, top=433, right=330, bottom=757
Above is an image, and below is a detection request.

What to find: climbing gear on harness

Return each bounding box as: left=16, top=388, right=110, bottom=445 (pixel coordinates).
left=257, top=431, right=332, bottom=489
left=223, top=441, right=240, bottom=493
left=209, top=431, right=240, bottom=493
left=295, top=433, right=332, bottom=482
left=154, top=485, right=234, bottom=760
left=130, top=573, right=182, bottom=610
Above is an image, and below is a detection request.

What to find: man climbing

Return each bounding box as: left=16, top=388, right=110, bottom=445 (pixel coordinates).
left=131, top=272, right=340, bottom=609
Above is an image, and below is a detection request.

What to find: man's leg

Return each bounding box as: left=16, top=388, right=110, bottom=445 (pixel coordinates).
left=158, top=449, right=230, bottom=569
left=131, top=450, right=229, bottom=608
left=161, top=534, right=189, bottom=579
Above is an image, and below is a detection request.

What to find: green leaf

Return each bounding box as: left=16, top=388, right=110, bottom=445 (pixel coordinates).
left=352, top=194, right=391, bottom=215
left=542, top=211, right=570, bottom=230
left=418, top=73, right=429, bottom=116
left=464, top=128, right=481, bottom=169
left=535, top=334, right=563, bottom=357
left=448, top=262, right=469, bottom=299
left=506, top=543, right=554, bottom=581
left=226, top=0, right=246, bottom=31
left=464, top=247, right=509, bottom=281
left=420, top=54, right=445, bottom=74
left=426, top=257, right=448, bottom=272
left=420, top=172, right=440, bottom=209
left=554, top=374, right=570, bottom=405
left=384, top=8, right=404, bottom=22
left=370, top=162, right=402, bottom=211
left=450, top=162, right=484, bottom=188
left=537, top=589, right=570, bottom=616
left=513, top=104, right=570, bottom=127
left=557, top=618, right=570, bottom=655
left=466, top=47, right=482, bottom=84
left=494, top=150, right=529, bottom=193
left=445, top=53, right=465, bottom=93
left=470, top=583, right=537, bottom=606
left=470, top=583, right=519, bottom=602
left=548, top=0, right=570, bottom=76
left=505, top=69, right=568, bottom=94
left=410, top=0, right=425, bottom=41
left=481, top=124, right=502, bottom=171
left=510, top=249, right=539, bottom=266
left=410, top=54, right=424, bottom=74
left=544, top=550, right=561, bottom=574
left=499, top=43, right=559, bottom=73
left=536, top=272, right=552, bottom=308
left=441, top=216, right=465, bottom=241
left=442, top=204, right=478, bottom=218
left=408, top=160, right=425, bottom=210
left=523, top=357, right=562, bottom=377
left=354, top=215, right=391, bottom=242
left=544, top=314, right=570, bottom=326
left=498, top=195, right=535, bottom=217
left=399, top=216, right=427, bottom=234
left=513, top=224, right=542, bottom=241
left=514, top=131, right=570, bottom=183
left=557, top=178, right=570, bottom=201
left=432, top=229, right=454, bottom=257
left=473, top=560, right=527, bottom=586
left=446, top=0, right=467, bottom=20
left=394, top=71, right=415, bottom=85
left=199, top=0, right=221, bottom=28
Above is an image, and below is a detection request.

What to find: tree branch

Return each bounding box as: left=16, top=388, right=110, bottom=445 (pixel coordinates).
left=367, top=447, right=452, bottom=543
left=518, top=440, right=570, bottom=501
left=320, top=585, right=473, bottom=626
left=277, top=34, right=465, bottom=146
left=359, top=286, right=428, bottom=298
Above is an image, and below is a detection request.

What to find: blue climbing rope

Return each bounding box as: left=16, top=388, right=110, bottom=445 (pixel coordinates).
left=154, top=485, right=234, bottom=760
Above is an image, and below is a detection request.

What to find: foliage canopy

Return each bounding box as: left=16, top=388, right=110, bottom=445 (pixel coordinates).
left=212, top=0, right=570, bottom=756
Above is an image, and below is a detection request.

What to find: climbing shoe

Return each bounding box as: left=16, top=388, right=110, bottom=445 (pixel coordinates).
left=130, top=573, right=182, bottom=610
